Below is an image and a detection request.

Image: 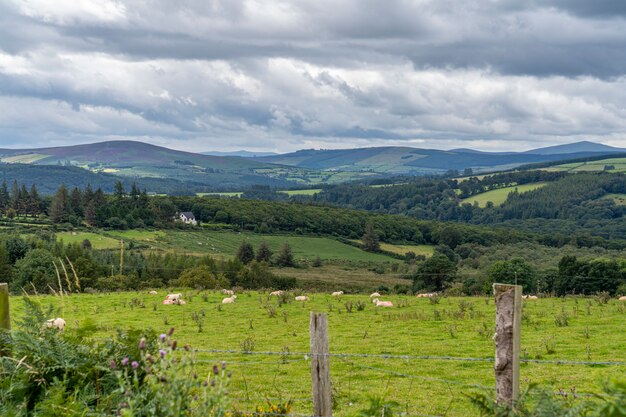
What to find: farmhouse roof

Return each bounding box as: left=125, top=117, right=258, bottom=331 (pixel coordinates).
left=181, top=211, right=195, bottom=219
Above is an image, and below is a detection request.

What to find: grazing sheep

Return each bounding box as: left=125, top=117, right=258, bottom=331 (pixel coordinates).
left=523, top=295, right=539, bottom=300
left=370, top=292, right=381, bottom=298
left=270, top=290, right=284, bottom=296
left=375, top=301, right=394, bottom=307
left=416, top=293, right=437, bottom=298
left=331, top=291, right=344, bottom=297
left=295, top=295, right=309, bottom=301
left=372, top=297, right=380, bottom=304
left=162, top=299, right=174, bottom=305
left=619, top=296, right=626, bottom=301
left=148, top=290, right=158, bottom=295
left=177, top=300, right=187, bottom=305
left=45, top=318, right=66, bottom=330
left=222, top=289, right=235, bottom=296
left=222, top=296, right=236, bottom=304
left=166, top=293, right=183, bottom=301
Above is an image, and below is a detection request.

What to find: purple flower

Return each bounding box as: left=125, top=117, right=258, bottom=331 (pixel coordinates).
left=121, top=357, right=129, bottom=366
left=131, top=361, right=139, bottom=369
left=212, top=365, right=219, bottom=375
left=159, top=349, right=166, bottom=358
left=138, top=338, right=146, bottom=350
left=160, top=333, right=167, bottom=342
left=109, top=360, right=116, bottom=370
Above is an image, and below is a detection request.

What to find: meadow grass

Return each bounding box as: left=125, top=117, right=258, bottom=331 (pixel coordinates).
left=378, top=242, right=434, bottom=257
left=147, top=230, right=400, bottom=263
left=9, top=292, right=625, bottom=416
left=602, top=193, right=626, bottom=206
left=56, top=231, right=121, bottom=250
left=461, top=182, right=547, bottom=207
left=548, top=158, right=626, bottom=173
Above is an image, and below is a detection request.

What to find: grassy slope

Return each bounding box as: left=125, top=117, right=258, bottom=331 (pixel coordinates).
left=96, top=229, right=399, bottom=263
left=547, top=157, right=626, bottom=173
left=461, top=182, right=547, bottom=207
left=602, top=193, right=626, bottom=206
left=10, top=293, right=626, bottom=416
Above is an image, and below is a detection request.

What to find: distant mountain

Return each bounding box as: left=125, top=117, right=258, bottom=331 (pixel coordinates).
left=202, top=150, right=278, bottom=157
left=258, top=141, right=625, bottom=174
left=524, top=141, right=626, bottom=155
left=0, top=141, right=296, bottom=190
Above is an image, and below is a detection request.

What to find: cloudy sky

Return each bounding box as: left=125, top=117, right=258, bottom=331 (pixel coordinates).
left=1, top=0, right=626, bottom=153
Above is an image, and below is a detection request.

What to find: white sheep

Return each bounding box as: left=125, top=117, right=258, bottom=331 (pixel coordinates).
left=416, top=293, right=437, bottom=298
left=375, top=300, right=393, bottom=307
left=295, top=295, right=309, bottom=301
left=270, top=290, right=284, bottom=296
left=619, top=296, right=626, bottom=301
left=45, top=318, right=66, bottom=331
left=222, top=289, right=235, bottom=296
left=166, top=293, right=182, bottom=301
left=222, top=296, right=236, bottom=304
left=523, top=295, right=538, bottom=300
left=370, top=292, right=381, bottom=298
left=148, top=290, right=158, bottom=295
left=331, top=291, right=344, bottom=297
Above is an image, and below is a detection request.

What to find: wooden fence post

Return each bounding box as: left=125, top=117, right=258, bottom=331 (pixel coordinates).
left=0, top=283, right=9, bottom=331
left=493, top=283, right=522, bottom=407
left=310, top=312, right=332, bottom=417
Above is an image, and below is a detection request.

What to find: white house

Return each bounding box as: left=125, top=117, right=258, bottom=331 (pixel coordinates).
left=179, top=211, right=197, bottom=225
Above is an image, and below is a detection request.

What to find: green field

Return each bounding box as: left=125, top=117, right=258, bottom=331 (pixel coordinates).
left=602, top=193, right=626, bottom=206
left=56, top=231, right=121, bottom=250
left=379, top=242, right=434, bottom=257
left=281, top=189, right=322, bottom=196
left=0, top=153, right=50, bottom=164
left=71, top=228, right=399, bottom=263
left=154, top=230, right=399, bottom=263
left=547, top=158, right=626, bottom=173
left=461, top=182, right=547, bottom=207
left=9, top=292, right=626, bottom=416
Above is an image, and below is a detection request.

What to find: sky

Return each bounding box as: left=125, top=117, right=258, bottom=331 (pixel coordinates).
left=1, top=0, right=626, bottom=153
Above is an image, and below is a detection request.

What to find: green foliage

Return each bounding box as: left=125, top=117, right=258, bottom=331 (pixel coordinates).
left=488, top=258, right=537, bottom=293
left=13, top=249, right=56, bottom=292
left=236, top=241, right=255, bottom=265
left=255, top=241, right=273, bottom=263
left=176, top=266, right=229, bottom=289
left=359, top=394, right=400, bottom=417
left=362, top=223, right=380, bottom=252
left=276, top=243, right=295, bottom=267
left=413, top=253, right=457, bottom=291
left=467, top=381, right=626, bottom=417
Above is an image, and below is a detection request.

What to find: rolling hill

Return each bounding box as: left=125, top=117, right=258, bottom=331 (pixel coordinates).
left=0, top=141, right=302, bottom=190
left=257, top=141, right=626, bottom=175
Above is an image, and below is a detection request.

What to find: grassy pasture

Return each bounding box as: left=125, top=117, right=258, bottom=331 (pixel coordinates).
left=603, top=193, right=626, bottom=206
left=9, top=292, right=625, bottom=416
left=461, top=182, right=547, bottom=207
left=379, top=242, right=434, bottom=257
left=156, top=230, right=399, bottom=263
left=547, top=158, right=626, bottom=173
left=56, top=231, right=121, bottom=250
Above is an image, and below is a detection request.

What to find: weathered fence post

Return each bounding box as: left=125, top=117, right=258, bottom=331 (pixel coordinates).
left=0, top=283, right=9, bottom=331
left=310, top=312, right=332, bottom=417
left=493, top=283, right=522, bottom=407
left=0, top=283, right=10, bottom=357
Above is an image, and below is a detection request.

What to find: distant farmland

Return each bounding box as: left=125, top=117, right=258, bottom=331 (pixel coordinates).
left=461, top=182, right=547, bottom=207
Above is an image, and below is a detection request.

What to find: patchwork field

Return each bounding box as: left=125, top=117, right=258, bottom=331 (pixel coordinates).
left=461, top=182, right=547, bottom=207
left=547, top=158, right=626, bottom=173
left=602, top=193, right=626, bottom=206
left=8, top=292, right=626, bottom=416
left=56, top=231, right=121, bottom=250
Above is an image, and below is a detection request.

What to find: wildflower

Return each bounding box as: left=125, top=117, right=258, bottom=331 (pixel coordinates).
left=159, top=349, right=167, bottom=358
left=138, top=337, right=146, bottom=350
left=131, top=361, right=139, bottom=369
left=212, top=364, right=219, bottom=375
left=121, top=357, right=129, bottom=366
left=160, top=333, right=167, bottom=342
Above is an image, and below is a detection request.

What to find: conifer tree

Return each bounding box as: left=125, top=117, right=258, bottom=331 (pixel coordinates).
left=49, top=184, right=70, bottom=223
